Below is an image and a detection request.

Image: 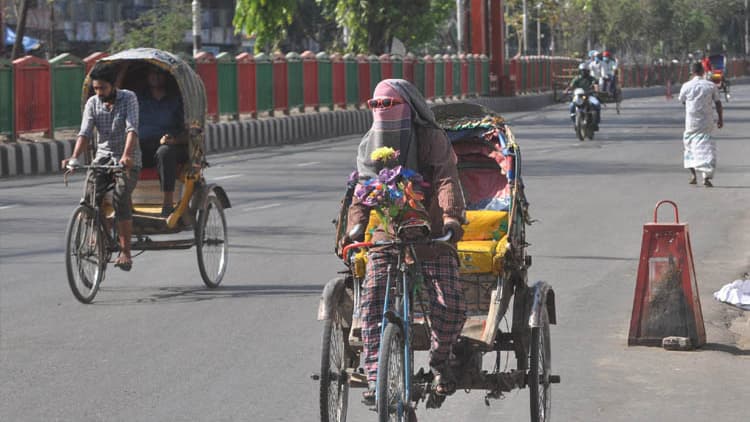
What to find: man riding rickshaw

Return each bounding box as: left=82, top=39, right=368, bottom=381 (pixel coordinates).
left=62, top=48, right=230, bottom=303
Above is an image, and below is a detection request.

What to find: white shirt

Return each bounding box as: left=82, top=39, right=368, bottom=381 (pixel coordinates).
left=588, top=61, right=602, bottom=79
left=600, top=60, right=615, bottom=77
left=678, top=76, right=720, bottom=133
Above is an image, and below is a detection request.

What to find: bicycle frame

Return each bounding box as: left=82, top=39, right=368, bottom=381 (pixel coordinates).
left=342, top=233, right=452, bottom=414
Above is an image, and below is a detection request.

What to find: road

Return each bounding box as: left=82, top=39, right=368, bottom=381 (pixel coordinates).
left=2, top=86, right=749, bottom=422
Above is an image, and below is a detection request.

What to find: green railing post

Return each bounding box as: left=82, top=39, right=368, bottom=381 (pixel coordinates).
left=391, top=54, right=403, bottom=79
left=316, top=52, right=332, bottom=110
left=216, top=52, right=238, bottom=118
left=343, top=53, right=358, bottom=108
left=468, top=55, right=477, bottom=95
left=286, top=52, right=304, bottom=112
left=369, top=54, right=382, bottom=91
left=0, top=59, right=12, bottom=136
left=49, top=53, right=85, bottom=138
left=451, top=54, right=461, bottom=98
left=433, top=54, right=445, bottom=99
left=480, top=54, right=490, bottom=96
left=415, top=56, right=425, bottom=95
left=254, top=53, right=274, bottom=115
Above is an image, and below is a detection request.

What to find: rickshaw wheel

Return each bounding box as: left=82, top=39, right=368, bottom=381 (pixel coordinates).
left=195, top=195, right=228, bottom=288
left=529, top=307, right=552, bottom=422
left=319, top=313, right=349, bottom=422
left=377, top=323, right=406, bottom=422
left=65, top=205, right=105, bottom=304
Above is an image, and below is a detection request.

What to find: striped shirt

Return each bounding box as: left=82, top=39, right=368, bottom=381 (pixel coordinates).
left=78, top=89, right=142, bottom=168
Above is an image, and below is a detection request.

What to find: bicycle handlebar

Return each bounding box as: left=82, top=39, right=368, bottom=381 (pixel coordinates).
left=341, top=230, right=454, bottom=261
left=63, top=159, right=123, bottom=186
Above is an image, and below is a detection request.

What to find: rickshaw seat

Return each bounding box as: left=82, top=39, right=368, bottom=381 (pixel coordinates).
left=138, top=167, right=160, bottom=180
left=351, top=209, right=509, bottom=277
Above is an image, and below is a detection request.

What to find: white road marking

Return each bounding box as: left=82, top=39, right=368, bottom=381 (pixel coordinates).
left=242, top=203, right=282, bottom=212
left=213, top=174, right=243, bottom=181
left=296, top=161, right=320, bottom=167
left=0, top=204, right=19, bottom=210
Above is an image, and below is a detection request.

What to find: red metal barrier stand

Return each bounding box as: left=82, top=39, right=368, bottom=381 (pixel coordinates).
left=629, top=200, right=706, bottom=349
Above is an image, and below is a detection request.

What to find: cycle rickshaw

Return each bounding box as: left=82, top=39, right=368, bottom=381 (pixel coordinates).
left=597, top=68, right=623, bottom=114
left=64, top=48, right=230, bottom=304
left=316, top=103, right=559, bottom=421
left=706, top=54, right=731, bottom=102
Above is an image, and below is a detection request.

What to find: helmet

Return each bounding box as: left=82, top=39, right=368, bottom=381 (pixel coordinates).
left=603, top=51, right=611, bottom=58
left=588, top=50, right=599, bottom=59
left=578, top=63, right=588, bottom=76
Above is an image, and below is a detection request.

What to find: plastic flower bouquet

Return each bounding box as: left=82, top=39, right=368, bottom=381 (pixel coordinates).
left=354, top=147, right=431, bottom=237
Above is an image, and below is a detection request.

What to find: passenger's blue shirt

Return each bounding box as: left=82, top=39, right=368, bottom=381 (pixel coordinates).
left=138, top=91, right=183, bottom=141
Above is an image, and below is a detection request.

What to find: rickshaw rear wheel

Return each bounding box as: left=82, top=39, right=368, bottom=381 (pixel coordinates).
left=529, top=307, right=552, bottom=422
left=319, top=313, right=349, bottom=422
left=195, top=195, right=228, bottom=288
left=377, top=323, right=406, bottom=422
left=65, top=205, right=106, bottom=304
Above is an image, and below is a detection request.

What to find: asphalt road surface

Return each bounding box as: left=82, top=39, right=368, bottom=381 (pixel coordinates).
left=2, top=86, right=749, bottom=422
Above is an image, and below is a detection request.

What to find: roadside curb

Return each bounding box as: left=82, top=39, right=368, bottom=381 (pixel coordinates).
left=2, top=79, right=746, bottom=178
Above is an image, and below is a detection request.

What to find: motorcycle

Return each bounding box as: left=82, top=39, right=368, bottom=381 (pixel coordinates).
left=572, top=88, right=598, bottom=141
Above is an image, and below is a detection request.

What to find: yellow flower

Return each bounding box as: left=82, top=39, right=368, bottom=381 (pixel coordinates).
left=371, top=146, right=398, bottom=162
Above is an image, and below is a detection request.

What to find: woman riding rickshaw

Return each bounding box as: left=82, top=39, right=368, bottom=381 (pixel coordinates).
left=317, top=96, right=559, bottom=422
left=63, top=48, right=230, bottom=303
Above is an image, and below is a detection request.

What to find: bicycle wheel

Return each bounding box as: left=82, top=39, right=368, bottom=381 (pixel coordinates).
left=196, top=195, right=228, bottom=288
left=65, top=205, right=105, bottom=304
left=320, top=314, right=349, bottom=422
left=529, top=307, right=552, bottom=422
left=377, top=323, right=406, bottom=422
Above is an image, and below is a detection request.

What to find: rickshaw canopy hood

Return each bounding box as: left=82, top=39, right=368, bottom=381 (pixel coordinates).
left=81, top=48, right=206, bottom=130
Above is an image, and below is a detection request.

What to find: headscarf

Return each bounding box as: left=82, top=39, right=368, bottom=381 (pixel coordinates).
left=356, top=79, right=439, bottom=178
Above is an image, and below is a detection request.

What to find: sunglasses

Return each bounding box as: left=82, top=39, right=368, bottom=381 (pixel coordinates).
left=367, top=97, right=404, bottom=109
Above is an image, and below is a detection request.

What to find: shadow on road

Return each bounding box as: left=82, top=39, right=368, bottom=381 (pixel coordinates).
left=93, top=283, right=324, bottom=305
left=702, top=342, right=750, bottom=356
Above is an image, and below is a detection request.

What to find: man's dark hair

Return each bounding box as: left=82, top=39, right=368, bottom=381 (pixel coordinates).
left=692, top=62, right=704, bottom=75
left=89, top=64, right=117, bottom=85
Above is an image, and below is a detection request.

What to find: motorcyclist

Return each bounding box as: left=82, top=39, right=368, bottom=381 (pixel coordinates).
left=566, top=63, right=601, bottom=130
left=600, top=50, right=617, bottom=95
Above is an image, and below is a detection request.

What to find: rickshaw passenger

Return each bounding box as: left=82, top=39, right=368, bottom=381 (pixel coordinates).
left=344, top=79, right=467, bottom=404
left=138, top=66, right=188, bottom=217
left=62, top=64, right=141, bottom=271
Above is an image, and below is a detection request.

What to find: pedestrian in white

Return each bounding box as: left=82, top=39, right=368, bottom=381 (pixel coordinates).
left=678, top=61, right=723, bottom=187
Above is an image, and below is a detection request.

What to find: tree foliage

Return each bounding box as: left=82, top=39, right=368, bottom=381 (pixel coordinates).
left=109, top=0, right=190, bottom=53
left=234, top=0, right=455, bottom=54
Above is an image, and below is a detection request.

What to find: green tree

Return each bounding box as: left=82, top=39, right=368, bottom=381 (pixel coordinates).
left=109, top=0, right=190, bottom=53
left=233, top=0, right=298, bottom=52
left=234, top=0, right=454, bottom=54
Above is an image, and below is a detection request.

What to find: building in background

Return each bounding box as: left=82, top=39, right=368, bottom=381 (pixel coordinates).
left=2, top=0, right=239, bottom=58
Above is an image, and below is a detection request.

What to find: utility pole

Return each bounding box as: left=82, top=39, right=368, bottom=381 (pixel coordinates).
left=522, top=0, right=527, bottom=55
left=11, top=0, right=29, bottom=60
left=192, top=0, right=201, bottom=56
left=456, top=0, right=464, bottom=54
left=48, top=0, right=55, bottom=59
left=536, top=4, right=541, bottom=56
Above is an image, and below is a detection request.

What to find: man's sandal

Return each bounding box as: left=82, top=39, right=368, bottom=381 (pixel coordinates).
left=114, top=254, right=132, bottom=272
